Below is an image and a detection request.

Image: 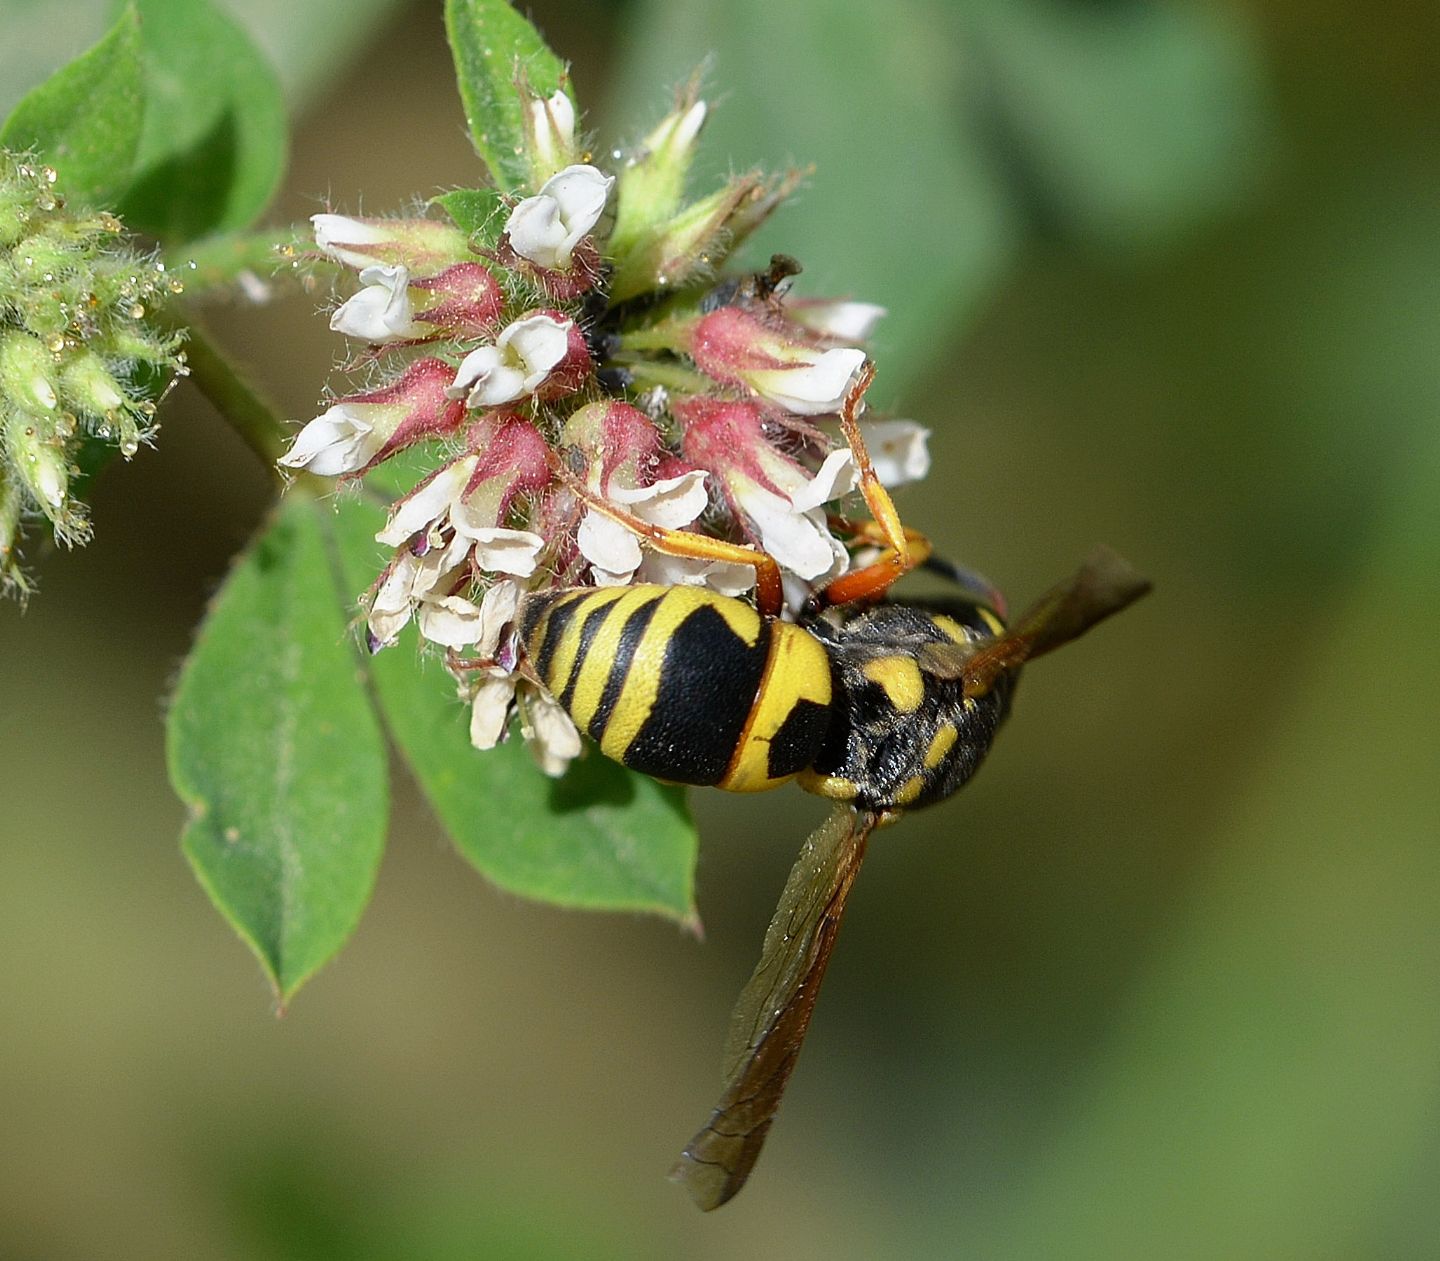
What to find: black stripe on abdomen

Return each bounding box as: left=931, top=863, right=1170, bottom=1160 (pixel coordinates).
left=622, top=605, right=769, bottom=784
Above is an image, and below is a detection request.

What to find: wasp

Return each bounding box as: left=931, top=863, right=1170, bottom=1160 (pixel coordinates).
left=494, top=363, right=1149, bottom=1209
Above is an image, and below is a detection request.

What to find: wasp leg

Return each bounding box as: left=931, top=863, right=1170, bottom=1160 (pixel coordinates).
left=546, top=449, right=786, bottom=619
left=809, top=362, right=932, bottom=610
left=920, top=553, right=1008, bottom=620
left=444, top=648, right=545, bottom=689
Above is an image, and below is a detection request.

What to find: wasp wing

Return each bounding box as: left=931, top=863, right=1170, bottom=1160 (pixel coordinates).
left=958, top=545, right=1151, bottom=698
left=671, top=805, right=877, bottom=1211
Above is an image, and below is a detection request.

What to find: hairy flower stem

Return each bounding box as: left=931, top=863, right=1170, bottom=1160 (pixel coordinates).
left=172, top=317, right=294, bottom=479
left=182, top=230, right=310, bottom=297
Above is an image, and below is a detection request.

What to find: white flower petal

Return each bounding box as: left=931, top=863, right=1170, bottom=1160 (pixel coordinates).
left=863, top=420, right=931, bottom=487
left=466, top=364, right=528, bottom=408
left=612, top=469, right=710, bottom=530
left=329, top=264, right=418, bottom=343
left=376, top=456, right=477, bottom=546
left=418, top=595, right=486, bottom=648
left=452, top=525, right=545, bottom=577
left=540, top=165, right=612, bottom=238
left=590, top=566, right=634, bottom=588
left=743, top=491, right=842, bottom=581
left=504, top=164, right=613, bottom=269
left=521, top=686, right=583, bottom=777
left=638, top=552, right=756, bottom=596
left=311, top=214, right=389, bottom=269
left=448, top=345, right=501, bottom=397
left=578, top=509, right=642, bottom=576
left=791, top=300, right=887, bottom=341
left=368, top=553, right=423, bottom=645
left=529, top=90, right=575, bottom=167
left=500, top=314, right=570, bottom=383
left=448, top=316, right=571, bottom=408
left=469, top=674, right=517, bottom=750
left=476, top=580, right=521, bottom=657
left=505, top=196, right=568, bottom=270
left=790, top=448, right=857, bottom=512
left=749, top=347, right=867, bottom=415
left=279, top=405, right=378, bottom=475
left=411, top=529, right=473, bottom=600
left=672, top=100, right=708, bottom=151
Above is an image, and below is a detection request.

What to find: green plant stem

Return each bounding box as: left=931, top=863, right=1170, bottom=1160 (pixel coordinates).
left=180, top=229, right=312, bottom=298
left=617, top=357, right=711, bottom=394
left=177, top=316, right=294, bottom=478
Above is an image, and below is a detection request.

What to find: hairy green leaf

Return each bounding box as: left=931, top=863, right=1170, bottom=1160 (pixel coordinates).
left=433, top=187, right=508, bottom=243
left=168, top=497, right=388, bottom=1002
left=443, top=0, right=570, bottom=192
left=327, top=494, right=699, bottom=923
left=119, top=0, right=287, bottom=244
left=0, top=6, right=145, bottom=206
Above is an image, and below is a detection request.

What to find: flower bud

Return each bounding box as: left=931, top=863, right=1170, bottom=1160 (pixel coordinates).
left=311, top=213, right=468, bottom=275
left=688, top=306, right=867, bottom=416
left=521, top=87, right=580, bottom=188
left=409, top=262, right=503, bottom=339
left=677, top=397, right=854, bottom=583
left=0, top=330, right=59, bottom=413
left=280, top=357, right=464, bottom=476
left=0, top=472, right=25, bottom=594
left=609, top=174, right=760, bottom=303
left=0, top=152, right=182, bottom=595
left=58, top=348, right=127, bottom=414
left=3, top=410, right=70, bottom=517
left=611, top=90, right=708, bottom=254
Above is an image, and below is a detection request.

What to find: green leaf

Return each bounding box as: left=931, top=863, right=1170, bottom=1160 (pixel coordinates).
left=0, top=6, right=145, bottom=206
left=432, top=187, right=508, bottom=243
left=118, top=0, right=288, bottom=244
left=168, top=497, right=389, bottom=1002
left=443, top=0, right=569, bottom=192
left=327, top=494, right=700, bottom=923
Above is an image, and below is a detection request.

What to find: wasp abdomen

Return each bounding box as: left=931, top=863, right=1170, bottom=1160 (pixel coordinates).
left=519, top=585, right=833, bottom=792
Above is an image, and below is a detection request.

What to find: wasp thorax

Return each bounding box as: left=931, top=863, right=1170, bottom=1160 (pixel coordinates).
left=798, top=600, right=1014, bottom=812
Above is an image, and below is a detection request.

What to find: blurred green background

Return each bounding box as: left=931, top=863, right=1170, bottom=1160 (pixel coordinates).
left=2, top=0, right=1437, bottom=1257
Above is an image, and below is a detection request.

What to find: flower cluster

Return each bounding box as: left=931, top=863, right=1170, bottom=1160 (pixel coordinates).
left=283, top=79, right=930, bottom=775
left=0, top=152, right=185, bottom=598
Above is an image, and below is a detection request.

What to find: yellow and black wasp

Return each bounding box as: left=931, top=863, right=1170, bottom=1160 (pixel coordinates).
left=498, top=363, right=1149, bottom=1209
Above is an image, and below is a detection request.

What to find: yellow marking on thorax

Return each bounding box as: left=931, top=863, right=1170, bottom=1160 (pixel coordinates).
left=567, top=586, right=664, bottom=731
left=599, top=588, right=760, bottom=763
left=540, top=587, right=629, bottom=698
left=894, top=774, right=927, bottom=806
left=797, top=771, right=858, bottom=801
left=932, top=614, right=969, bottom=644
left=978, top=607, right=1006, bottom=636
left=861, top=656, right=925, bottom=713
left=924, top=723, right=958, bottom=769
left=719, top=622, right=832, bottom=793
left=934, top=609, right=1006, bottom=640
